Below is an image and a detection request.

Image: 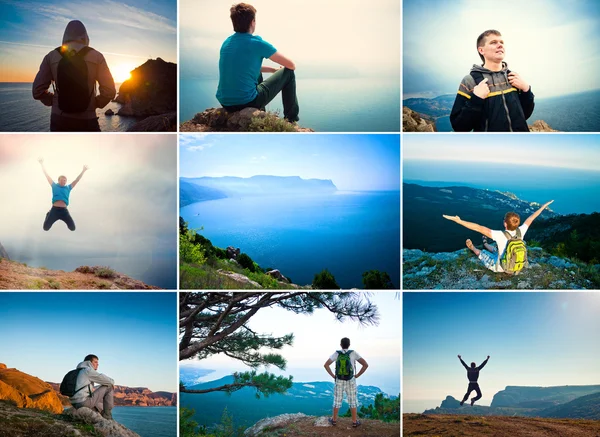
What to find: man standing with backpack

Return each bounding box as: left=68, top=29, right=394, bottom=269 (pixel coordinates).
left=443, top=200, right=554, bottom=274
left=449, top=29, right=535, bottom=132
left=323, top=337, right=369, bottom=428
left=60, top=354, right=115, bottom=420
left=32, top=20, right=116, bottom=132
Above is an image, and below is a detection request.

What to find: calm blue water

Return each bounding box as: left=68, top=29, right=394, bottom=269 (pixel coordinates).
left=434, top=89, right=600, bottom=132
left=404, top=161, right=600, bottom=215
left=180, top=78, right=400, bottom=132
left=112, top=407, right=176, bottom=437
left=181, top=192, right=401, bottom=288
left=0, top=82, right=139, bottom=132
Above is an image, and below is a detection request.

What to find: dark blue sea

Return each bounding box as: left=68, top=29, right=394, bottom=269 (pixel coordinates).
left=0, top=82, right=139, bottom=132
left=434, top=89, right=600, bottom=132
left=112, top=407, right=176, bottom=437
left=404, top=161, right=600, bottom=215
left=180, top=192, right=401, bottom=288
left=180, top=78, right=401, bottom=132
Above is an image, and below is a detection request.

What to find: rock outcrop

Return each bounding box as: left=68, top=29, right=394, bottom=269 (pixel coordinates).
left=226, top=246, right=241, bottom=260
left=126, top=112, right=176, bottom=132
left=266, top=269, right=290, bottom=283
left=403, top=247, right=598, bottom=290
left=529, top=120, right=558, bottom=132
left=65, top=407, right=141, bottom=437
left=402, top=106, right=436, bottom=132
left=0, top=260, right=160, bottom=290
left=115, top=58, right=176, bottom=117
left=0, top=364, right=63, bottom=414
left=180, top=107, right=314, bottom=132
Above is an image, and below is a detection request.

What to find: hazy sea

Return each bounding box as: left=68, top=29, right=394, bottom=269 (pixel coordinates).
left=0, top=82, right=140, bottom=132
left=112, top=407, right=176, bottom=437
left=180, top=78, right=401, bottom=132
left=434, top=89, right=600, bottom=132
left=404, top=161, right=600, bottom=215
left=181, top=192, right=401, bottom=288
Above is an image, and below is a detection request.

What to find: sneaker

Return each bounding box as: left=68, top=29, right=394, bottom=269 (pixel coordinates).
left=352, top=421, right=362, bottom=428
left=460, top=400, right=464, bottom=406
left=328, top=418, right=337, bottom=426
left=470, top=398, right=475, bottom=406
left=101, top=411, right=114, bottom=420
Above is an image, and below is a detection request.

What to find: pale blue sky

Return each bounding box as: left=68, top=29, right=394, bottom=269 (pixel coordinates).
left=180, top=0, right=400, bottom=80
left=0, top=293, right=177, bottom=392
left=181, top=292, right=401, bottom=396
left=404, top=0, right=600, bottom=98
left=404, top=292, right=600, bottom=410
left=179, top=134, right=400, bottom=191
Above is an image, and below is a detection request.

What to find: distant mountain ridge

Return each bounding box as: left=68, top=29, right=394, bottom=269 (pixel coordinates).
left=180, top=175, right=338, bottom=207
left=422, top=384, right=600, bottom=420
left=182, top=375, right=392, bottom=428
left=46, top=382, right=177, bottom=407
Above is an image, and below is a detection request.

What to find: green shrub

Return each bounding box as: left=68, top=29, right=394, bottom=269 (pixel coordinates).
left=180, top=230, right=207, bottom=265
left=248, top=114, right=297, bottom=132
left=47, top=279, right=61, bottom=289
left=237, top=253, right=256, bottom=272
left=312, top=269, right=339, bottom=289
left=362, top=270, right=395, bottom=289
left=94, top=267, right=116, bottom=279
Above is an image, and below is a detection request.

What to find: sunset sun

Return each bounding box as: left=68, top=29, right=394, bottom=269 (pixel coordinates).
left=111, top=64, right=136, bottom=83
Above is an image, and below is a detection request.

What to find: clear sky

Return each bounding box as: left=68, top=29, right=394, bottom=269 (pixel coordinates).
left=403, top=134, right=600, bottom=172
left=0, top=135, right=177, bottom=288
left=180, top=292, right=401, bottom=396
left=0, top=0, right=176, bottom=82
left=403, top=0, right=600, bottom=98
left=180, top=0, right=400, bottom=80
left=0, top=292, right=177, bottom=392
left=403, top=292, right=600, bottom=411
left=179, top=134, right=400, bottom=191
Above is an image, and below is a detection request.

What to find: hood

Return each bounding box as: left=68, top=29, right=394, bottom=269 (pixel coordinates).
left=76, top=360, right=93, bottom=370
left=62, top=20, right=89, bottom=46
left=470, top=62, right=508, bottom=74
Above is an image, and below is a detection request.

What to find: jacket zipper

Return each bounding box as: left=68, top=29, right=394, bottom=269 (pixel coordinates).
left=501, top=72, right=513, bottom=132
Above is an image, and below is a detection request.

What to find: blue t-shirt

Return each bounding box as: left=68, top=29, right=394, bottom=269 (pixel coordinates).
left=216, top=33, right=277, bottom=106
left=52, top=182, right=72, bottom=205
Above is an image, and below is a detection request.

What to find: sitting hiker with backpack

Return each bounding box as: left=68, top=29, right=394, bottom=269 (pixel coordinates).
left=32, top=20, right=116, bottom=132
left=323, top=337, right=369, bottom=429
left=60, top=354, right=115, bottom=420
left=443, top=200, right=554, bottom=274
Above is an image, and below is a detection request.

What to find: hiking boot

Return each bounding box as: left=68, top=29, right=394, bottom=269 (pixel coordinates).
left=352, top=421, right=361, bottom=428
left=328, top=418, right=337, bottom=426
left=460, top=400, right=464, bottom=406
left=470, top=398, right=475, bottom=406
left=101, top=411, right=114, bottom=420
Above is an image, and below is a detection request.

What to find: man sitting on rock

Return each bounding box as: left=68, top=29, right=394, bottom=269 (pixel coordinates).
left=216, top=3, right=299, bottom=123
left=442, top=200, right=554, bottom=274
left=324, top=337, right=369, bottom=428
left=458, top=354, right=489, bottom=406
left=69, top=354, right=115, bottom=420
left=32, top=20, right=116, bottom=131
left=38, top=158, right=88, bottom=231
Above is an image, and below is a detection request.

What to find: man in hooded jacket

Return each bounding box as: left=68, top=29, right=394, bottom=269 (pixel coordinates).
left=69, top=354, right=115, bottom=420
left=32, top=20, right=116, bottom=132
left=450, top=29, right=534, bottom=132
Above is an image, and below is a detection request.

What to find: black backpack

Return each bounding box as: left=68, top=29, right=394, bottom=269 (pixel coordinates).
left=59, top=368, right=88, bottom=397
left=335, top=350, right=354, bottom=381
left=55, top=46, right=93, bottom=113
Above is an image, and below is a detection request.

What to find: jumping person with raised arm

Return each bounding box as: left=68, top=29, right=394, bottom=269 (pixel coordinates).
left=443, top=200, right=554, bottom=274
left=216, top=3, right=300, bottom=123
left=39, top=158, right=88, bottom=231
left=458, top=354, right=489, bottom=406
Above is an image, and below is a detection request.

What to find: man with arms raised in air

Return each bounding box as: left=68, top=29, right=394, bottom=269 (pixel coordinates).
left=443, top=200, right=554, bottom=275
left=216, top=3, right=299, bottom=123
left=324, top=337, right=369, bottom=428
left=38, top=158, right=88, bottom=231
left=458, top=354, right=489, bottom=406
left=450, top=29, right=534, bottom=132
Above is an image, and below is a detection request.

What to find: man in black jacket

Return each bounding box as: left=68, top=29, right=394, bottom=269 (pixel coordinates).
left=450, top=30, right=534, bottom=132
left=458, top=354, right=490, bottom=406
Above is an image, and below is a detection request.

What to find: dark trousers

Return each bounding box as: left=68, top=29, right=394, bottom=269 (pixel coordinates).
left=462, top=382, right=482, bottom=403
left=223, top=68, right=300, bottom=122
left=50, top=113, right=100, bottom=132
left=43, top=206, right=76, bottom=231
